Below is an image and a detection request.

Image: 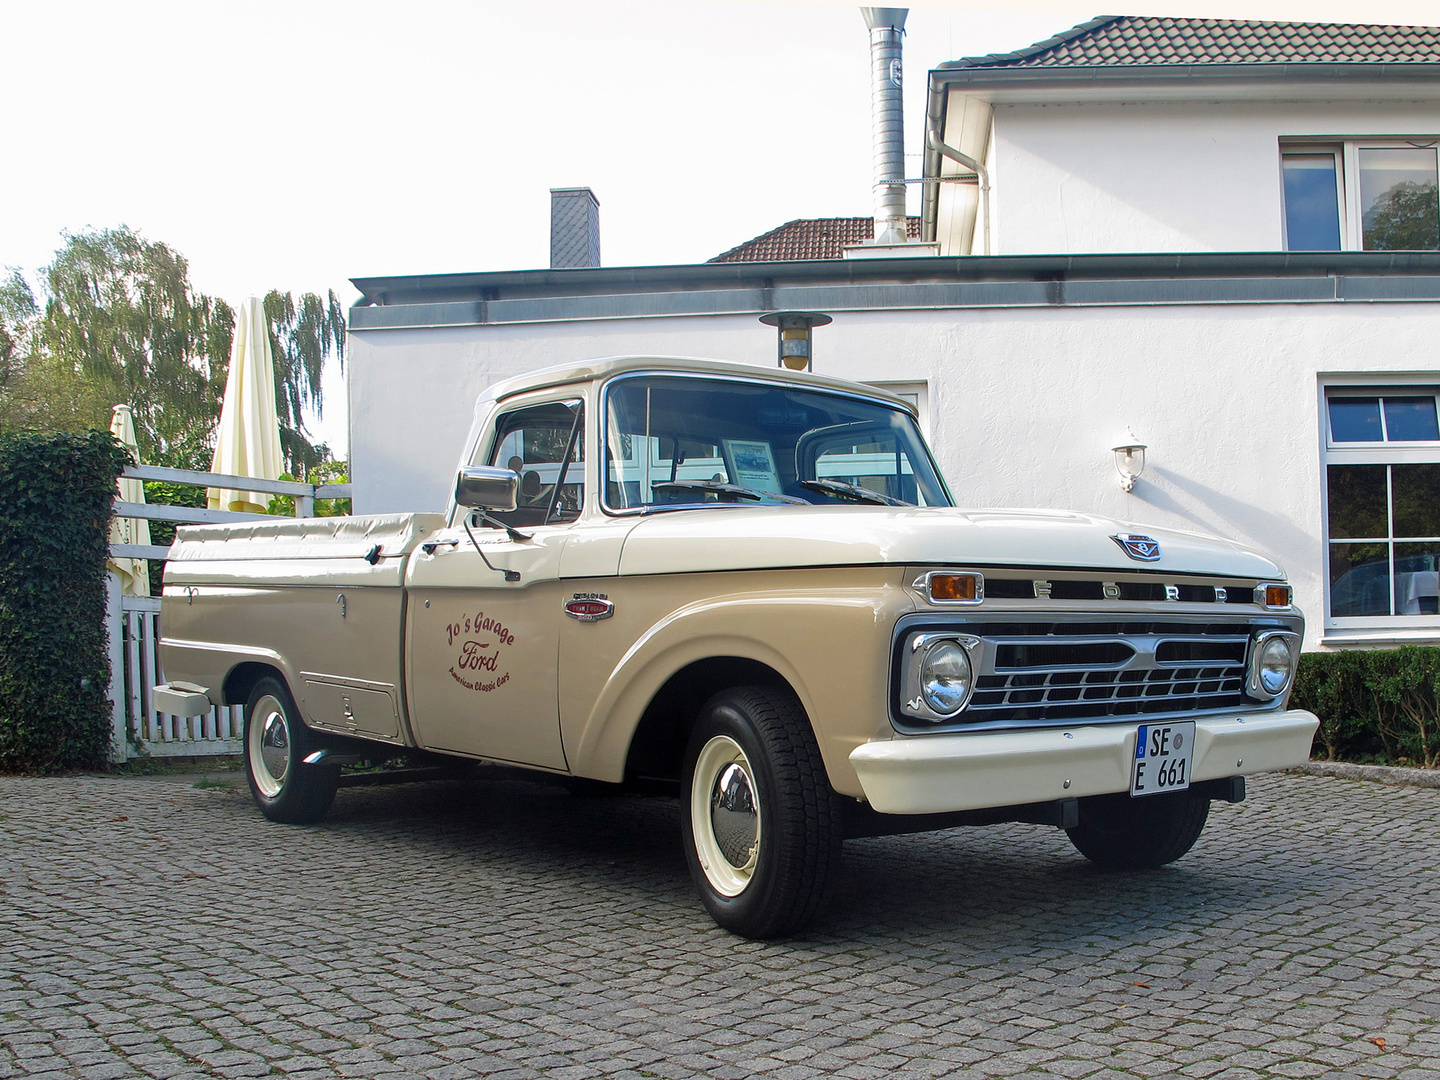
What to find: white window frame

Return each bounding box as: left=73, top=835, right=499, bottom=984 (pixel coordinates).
left=865, top=380, right=930, bottom=440
left=1281, top=138, right=1440, bottom=252
left=1319, top=374, right=1440, bottom=642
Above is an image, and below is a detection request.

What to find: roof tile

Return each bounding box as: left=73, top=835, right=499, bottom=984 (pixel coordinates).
left=709, top=217, right=922, bottom=262
left=948, top=15, right=1440, bottom=68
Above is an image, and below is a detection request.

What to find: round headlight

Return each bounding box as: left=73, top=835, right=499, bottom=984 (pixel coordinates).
left=920, top=640, right=974, bottom=715
left=1252, top=634, right=1295, bottom=698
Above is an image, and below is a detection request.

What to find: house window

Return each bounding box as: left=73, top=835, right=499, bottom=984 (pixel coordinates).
left=865, top=380, right=930, bottom=439
left=1282, top=141, right=1440, bottom=252
left=1323, top=386, right=1440, bottom=625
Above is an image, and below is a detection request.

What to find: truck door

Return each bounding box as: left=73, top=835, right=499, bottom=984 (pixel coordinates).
left=403, top=399, right=584, bottom=770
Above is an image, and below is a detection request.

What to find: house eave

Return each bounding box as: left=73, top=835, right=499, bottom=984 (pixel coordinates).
left=349, top=252, right=1440, bottom=331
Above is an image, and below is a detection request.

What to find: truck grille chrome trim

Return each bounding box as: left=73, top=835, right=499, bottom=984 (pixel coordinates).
left=893, top=614, right=1301, bottom=733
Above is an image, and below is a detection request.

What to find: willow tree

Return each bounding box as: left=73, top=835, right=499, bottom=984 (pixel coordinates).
left=264, top=288, right=346, bottom=476
left=1, top=227, right=345, bottom=475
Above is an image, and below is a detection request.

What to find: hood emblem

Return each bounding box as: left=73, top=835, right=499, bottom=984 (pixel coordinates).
left=565, top=593, right=614, bottom=622
left=1114, top=533, right=1162, bottom=562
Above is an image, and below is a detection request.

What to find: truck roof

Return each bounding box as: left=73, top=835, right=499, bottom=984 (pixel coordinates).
left=475, top=355, right=917, bottom=414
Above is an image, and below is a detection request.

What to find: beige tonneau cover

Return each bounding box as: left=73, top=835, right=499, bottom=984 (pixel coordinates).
left=168, top=513, right=445, bottom=564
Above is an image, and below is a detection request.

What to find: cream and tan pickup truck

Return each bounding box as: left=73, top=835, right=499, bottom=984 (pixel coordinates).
left=157, top=356, right=1317, bottom=938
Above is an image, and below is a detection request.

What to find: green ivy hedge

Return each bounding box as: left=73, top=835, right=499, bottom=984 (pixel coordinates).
left=0, top=430, right=130, bottom=772
left=1291, top=646, right=1440, bottom=768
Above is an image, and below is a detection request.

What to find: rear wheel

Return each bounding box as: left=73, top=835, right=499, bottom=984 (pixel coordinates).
left=244, top=677, right=339, bottom=824
left=681, top=685, right=843, bottom=939
left=1066, top=790, right=1210, bottom=869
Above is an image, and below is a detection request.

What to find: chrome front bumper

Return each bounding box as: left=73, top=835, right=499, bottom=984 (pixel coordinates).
left=849, top=709, right=1319, bottom=815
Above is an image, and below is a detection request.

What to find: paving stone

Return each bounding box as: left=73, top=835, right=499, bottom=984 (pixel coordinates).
left=3, top=771, right=1439, bottom=1078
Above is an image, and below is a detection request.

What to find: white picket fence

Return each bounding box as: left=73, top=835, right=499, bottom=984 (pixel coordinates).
left=106, top=464, right=350, bottom=762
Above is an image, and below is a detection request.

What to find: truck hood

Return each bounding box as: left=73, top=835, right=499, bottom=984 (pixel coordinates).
left=616, top=505, right=1285, bottom=580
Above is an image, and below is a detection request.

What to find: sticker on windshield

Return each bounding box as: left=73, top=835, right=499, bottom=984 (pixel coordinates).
left=724, top=440, right=783, bottom=495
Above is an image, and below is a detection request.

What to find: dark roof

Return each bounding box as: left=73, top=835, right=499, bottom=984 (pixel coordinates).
left=710, top=217, right=922, bottom=262
left=946, top=15, right=1440, bottom=69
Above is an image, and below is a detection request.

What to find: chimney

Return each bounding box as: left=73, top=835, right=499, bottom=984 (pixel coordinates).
left=550, top=187, right=601, bottom=269
left=861, top=8, right=908, bottom=247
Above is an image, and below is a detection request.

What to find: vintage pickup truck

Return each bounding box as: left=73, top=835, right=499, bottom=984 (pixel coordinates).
left=157, top=356, right=1317, bottom=937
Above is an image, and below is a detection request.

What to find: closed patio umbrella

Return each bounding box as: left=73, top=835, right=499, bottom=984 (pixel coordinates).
left=107, top=403, right=151, bottom=596
left=208, top=297, right=283, bottom=514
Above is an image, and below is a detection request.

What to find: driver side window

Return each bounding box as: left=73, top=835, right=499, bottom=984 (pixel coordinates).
left=487, top=400, right=584, bottom=526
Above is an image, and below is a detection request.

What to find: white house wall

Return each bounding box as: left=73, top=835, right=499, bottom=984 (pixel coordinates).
left=987, top=99, right=1440, bottom=254
left=349, top=299, right=1440, bottom=649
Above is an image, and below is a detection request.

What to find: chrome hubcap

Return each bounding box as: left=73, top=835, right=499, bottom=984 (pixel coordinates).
left=710, top=762, right=758, bottom=868
left=260, top=712, right=290, bottom=782
left=690, top=735, right=762, bottom=897
left=248, top=694, right=292, bottom=798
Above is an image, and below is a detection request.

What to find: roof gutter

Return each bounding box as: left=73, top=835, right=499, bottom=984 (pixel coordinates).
left=928, top=60, right=1440, bottom=94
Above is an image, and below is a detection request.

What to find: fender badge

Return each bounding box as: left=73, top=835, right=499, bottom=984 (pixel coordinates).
left=565, top=594, right=614, bottom=622
left=1113, top=533, right=1161, bottom=561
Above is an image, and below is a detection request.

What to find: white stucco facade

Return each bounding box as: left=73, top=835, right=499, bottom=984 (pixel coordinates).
left=979, top=96, right=1440, bottom=256
left=347, top=20, right=1440, bottom=655
left=347, top=291, right=1440, bottom=651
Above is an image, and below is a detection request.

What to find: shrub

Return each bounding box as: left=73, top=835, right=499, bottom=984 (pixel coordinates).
left=1292, top=646, right=1440, bottom=767
left=0, top=430, right=129, bottom=772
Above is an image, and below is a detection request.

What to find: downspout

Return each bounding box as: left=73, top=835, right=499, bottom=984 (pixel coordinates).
left=926, top=127, right=991, bottom=256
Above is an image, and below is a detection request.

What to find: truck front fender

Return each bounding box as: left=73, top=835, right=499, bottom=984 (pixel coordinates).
left=565, top=591, right=900, bottom=795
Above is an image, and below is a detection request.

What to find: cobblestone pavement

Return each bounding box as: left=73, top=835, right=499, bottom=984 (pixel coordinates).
left=2, top=769, right=1438, bottom=1080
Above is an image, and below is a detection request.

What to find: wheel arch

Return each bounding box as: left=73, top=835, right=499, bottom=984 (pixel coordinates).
left=223, top=661, right=291, bottom=710
left=621, top=655, right=794, bottom=785
left=570, top=627, right=820, bottom=786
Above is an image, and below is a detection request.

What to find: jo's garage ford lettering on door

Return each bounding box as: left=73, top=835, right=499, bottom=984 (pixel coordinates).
left=156, top=357, right=1317, bottom=938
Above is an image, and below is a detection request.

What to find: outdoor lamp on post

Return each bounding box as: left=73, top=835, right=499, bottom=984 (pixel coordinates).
left=1111, top=430, right=1148, bottom=493
left=760, top=311, right=832, bottom=372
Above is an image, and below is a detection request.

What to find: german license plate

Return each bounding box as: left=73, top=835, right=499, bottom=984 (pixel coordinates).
left=1131, top=721, right=1195, bottom=796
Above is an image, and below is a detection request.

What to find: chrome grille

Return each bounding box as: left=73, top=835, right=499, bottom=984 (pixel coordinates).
left=968, top=629, right=1249, bottom=722
left=893, top=616, right=1286, bottom=731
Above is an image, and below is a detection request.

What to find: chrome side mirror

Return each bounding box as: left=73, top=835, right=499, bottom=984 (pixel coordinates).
left=455, top=466, right=518, bottom=512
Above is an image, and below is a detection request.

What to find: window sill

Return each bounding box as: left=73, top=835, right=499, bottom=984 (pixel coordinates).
left=1320, top=627, right=1440, bottom=647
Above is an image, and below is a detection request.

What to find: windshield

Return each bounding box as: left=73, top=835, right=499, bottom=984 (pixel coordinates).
left=603, top=374, right=951, bottom=512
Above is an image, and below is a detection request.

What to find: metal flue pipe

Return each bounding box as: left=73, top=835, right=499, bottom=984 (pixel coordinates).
left=861, top=7, right=909, bottom=247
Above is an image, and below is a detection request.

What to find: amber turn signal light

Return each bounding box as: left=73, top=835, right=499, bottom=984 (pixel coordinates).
left=1261, top=584, right=1291, bottom=608
left=929, top=573, right=979, bottom=602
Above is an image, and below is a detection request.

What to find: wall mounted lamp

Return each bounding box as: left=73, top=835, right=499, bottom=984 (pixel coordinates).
left=759, top=310, right=832, bottom=371
left=1111, top=431, right=1147, bottom=492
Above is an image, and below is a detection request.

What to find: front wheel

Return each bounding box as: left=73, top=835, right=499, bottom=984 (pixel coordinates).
left=681, top=685, right=843, bottom=939
left=1066, top=790, right=1210, bottom=870
left=244, top=677, right=339, bottom=824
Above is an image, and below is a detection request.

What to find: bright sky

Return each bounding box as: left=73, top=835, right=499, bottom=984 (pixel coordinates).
left=0, top=0, right=1423, bottom=450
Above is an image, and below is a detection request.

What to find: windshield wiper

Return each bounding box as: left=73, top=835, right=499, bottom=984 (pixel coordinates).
left=799, top=479, right=912, bottom=506
left=650, top=480, right=808, bottom=505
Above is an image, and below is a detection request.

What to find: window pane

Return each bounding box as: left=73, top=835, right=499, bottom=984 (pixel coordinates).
left=1393, top=543, right=1440, bottom=615
left=1392, top=464, right=1440, bottom=537
left=487, top=401, right=584, bottom=523
left=1327, top=464, right=1388, bottom=538
left=1328, top=397, right=1382, bottom=442
left=602, top=376, right=950, bottom=510
left=1359, top=146, right=1439, bottom=251
left=1383, top=395, right=1440, bottom=441
left=1330, top=542, right=1392, bottom=616
left=1282, top=154, right=1342, bottom=250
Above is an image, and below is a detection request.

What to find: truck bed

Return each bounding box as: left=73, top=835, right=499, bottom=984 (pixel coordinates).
left=160, top=513, right=446, bottom=743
